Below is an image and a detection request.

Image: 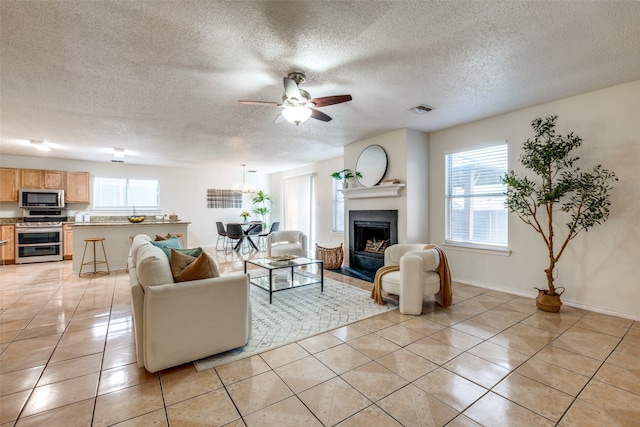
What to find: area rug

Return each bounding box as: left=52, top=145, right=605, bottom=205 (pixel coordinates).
left=194, top=276, right=398, bottom=371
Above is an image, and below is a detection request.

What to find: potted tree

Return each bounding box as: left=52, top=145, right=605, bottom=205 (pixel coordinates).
left=252, top=190, right=272, bottom=231
left=330, top=169, right=363, bottom=189
left=502, top=115, right=617, bottom=312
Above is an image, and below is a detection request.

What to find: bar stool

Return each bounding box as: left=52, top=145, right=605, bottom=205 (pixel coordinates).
left=79, top=237, right=110, bottom=277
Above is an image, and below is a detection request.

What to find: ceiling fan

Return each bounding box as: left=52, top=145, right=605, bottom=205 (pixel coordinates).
left=239, top=72, right=352, bottom=125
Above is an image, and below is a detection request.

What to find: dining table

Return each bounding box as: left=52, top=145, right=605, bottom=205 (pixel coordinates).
left=230, top=222, right=262, bottom=251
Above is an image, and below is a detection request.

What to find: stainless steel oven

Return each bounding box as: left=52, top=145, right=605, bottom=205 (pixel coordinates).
left=15, top=210, right=66, bottom=264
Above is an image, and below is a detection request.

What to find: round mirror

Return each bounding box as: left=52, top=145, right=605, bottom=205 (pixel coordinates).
left=356, top=145, right=388, bottom=187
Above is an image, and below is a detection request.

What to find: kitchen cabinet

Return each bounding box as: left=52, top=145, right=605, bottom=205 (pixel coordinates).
left=1, top=225, right=15, bottom=263
left=63, top=223, right=73, bottom=260
left=19, top=169, right=65, bottom=189
left=0, top=168, right=19, bottom=202
left=65, top=172, right=90, bottom=204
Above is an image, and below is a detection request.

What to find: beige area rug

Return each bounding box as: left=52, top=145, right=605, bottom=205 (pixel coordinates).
left=194, top=275, right=398, bottom=371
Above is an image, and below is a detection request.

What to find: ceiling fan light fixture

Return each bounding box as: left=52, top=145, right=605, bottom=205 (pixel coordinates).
left=282, top=106, right=312, bottom=125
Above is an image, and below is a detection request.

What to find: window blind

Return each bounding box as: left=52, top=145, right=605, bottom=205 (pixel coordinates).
left=445, top=144, right=508, bottom=248
left=281, top=174, right=315, bottom=249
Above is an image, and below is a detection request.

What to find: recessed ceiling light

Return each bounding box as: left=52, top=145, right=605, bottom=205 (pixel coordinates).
left=30, top=140, right=50, bottom=151
left=113, top=148, right=125, bottom=158
left=410, top=105, right=434, bottom=114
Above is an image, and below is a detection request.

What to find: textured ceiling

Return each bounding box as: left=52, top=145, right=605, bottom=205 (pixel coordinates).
left=1, top=1, right=640, bottom=173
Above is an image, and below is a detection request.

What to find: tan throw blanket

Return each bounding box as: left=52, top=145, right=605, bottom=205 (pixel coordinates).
left=370, top=244, right=452, bottom=308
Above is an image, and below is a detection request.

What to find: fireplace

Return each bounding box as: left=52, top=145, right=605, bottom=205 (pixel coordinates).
left=349, top=210, right=398, bottom=279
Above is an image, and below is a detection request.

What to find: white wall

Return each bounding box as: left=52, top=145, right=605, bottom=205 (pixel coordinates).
left=429, top=80, right=640, bottom=319
left=0, top=155, right=270, bottom=248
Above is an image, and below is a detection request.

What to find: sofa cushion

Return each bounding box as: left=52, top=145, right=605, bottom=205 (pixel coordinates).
left=170, top=250, right=220, bottom=282
left=135, top=243, right=175, bottom=288
left=130, top=234, right=152, bottom=264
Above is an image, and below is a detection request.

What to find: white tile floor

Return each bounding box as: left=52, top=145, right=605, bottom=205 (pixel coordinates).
left=1, top=248, right=639, bottom=426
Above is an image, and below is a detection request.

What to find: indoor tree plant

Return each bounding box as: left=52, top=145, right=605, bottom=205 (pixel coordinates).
left=330, top=168, right=363, bottom=189
left=252, top=190, right=272, bottom=230
left=502, top=115, right=617, bottom=312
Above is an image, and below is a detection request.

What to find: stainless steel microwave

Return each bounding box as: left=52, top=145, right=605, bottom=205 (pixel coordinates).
left=18, top=188, right=65, bottom=208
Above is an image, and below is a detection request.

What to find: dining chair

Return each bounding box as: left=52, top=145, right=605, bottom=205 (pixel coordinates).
left=246, top=223, right=262, bottom=251
left=215, top=221, right=227, bottom=251
left=225, top=223, right=245, bottom=254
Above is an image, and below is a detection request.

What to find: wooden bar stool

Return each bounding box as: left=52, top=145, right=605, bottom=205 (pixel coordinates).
left=79, top=237, right=110, bottom=277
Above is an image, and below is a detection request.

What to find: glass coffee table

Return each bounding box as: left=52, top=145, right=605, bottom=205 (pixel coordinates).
left=244, top=257, right=324, bottom=303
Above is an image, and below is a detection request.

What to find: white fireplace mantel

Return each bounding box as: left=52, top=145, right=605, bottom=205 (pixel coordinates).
left=340, top=183, right=406, bottom=199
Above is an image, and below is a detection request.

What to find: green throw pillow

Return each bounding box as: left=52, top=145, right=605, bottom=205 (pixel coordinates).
left=159, top=246, right=202, bottom=259
left=150, top=236, right=186, bottom=258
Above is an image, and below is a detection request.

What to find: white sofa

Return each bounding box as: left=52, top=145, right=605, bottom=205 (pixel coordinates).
left=128, top=234, right=251, bottom=372
left=266, top=230, right=308, bottom=258
left=380, top=244, right=442, bottom=315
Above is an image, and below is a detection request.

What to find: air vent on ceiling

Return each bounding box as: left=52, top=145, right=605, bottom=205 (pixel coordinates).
left=410, top=104, right=434, bottom=114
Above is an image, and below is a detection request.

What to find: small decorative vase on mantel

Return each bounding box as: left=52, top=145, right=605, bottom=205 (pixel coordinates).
left=342, top=181, right=348, bottom=190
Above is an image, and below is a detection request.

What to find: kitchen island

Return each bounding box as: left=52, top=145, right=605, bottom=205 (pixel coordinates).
left=71, top=221, right=190, bottom=273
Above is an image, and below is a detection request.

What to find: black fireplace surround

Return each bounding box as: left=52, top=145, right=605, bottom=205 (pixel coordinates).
left=349, top=210, right=398, bottom=279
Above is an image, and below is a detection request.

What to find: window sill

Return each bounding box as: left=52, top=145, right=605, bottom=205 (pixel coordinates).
left=443, top=242, right=511, bottom=256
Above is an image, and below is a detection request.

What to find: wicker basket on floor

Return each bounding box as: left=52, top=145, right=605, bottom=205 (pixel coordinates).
left=315, top=243, right=344, bottom=270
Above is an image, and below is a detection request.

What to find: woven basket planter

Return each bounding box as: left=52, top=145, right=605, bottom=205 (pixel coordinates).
left=315, top=243, right=344, bottom=270
left=534, top=287, right=565, bottom=313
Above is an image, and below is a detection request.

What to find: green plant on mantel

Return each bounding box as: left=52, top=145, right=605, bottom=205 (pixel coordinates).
left=330, top=169, right=363, bottom=181
left=502, top=115, right=617, bottom=299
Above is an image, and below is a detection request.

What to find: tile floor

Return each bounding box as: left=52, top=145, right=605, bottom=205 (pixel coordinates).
left=1, top=247, right=639, bottom=426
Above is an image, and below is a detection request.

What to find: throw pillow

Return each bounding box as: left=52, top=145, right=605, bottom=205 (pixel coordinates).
left=150, top=236, right=182, bottom=257
left=158, top=245, right=202, bottom=259
left=170, top=250, right=220, bottom=282
left=154, top=233, right=177, bottom=241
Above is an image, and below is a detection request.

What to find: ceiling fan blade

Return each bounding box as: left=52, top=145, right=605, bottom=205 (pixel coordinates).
left=283, top=77, right=302, bottom=101
left=310, top=95, right=352, bottom=108
left=310, top=108, right=332, bottom=122
left=239, top=100, right=281, bottom=107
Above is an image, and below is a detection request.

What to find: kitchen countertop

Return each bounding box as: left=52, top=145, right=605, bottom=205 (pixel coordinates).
left=70, top=221, right=190, bottom=226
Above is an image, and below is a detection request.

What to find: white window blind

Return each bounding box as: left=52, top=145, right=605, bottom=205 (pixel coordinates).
left=445, top=144, right=508, bottom=248
left=333, top=178, right=344, bottom=232
left=281, top=174, right=315, bottom=248
left=93, top=177, right=160, bottom=210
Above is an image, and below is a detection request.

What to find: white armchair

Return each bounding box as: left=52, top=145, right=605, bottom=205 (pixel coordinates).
left=379, top=244, right=446, bottom=315
left=266, top=230, right=308, bottom=258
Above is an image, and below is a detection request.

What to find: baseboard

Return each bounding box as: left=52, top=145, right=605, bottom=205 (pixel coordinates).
left=454, top=278, right=639, bottom=321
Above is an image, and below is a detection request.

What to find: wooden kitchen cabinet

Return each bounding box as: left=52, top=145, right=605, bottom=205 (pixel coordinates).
left=63, top=223, right=73, bottom=260
left=65, top=172, right=90, bottom=204
left=0, top=168, right=19, bottom=202
left=1, top=225, right=15, bottom=263
left=44, top=170, right=65, bottom=188
left=19, top=169, right=65, bottom=189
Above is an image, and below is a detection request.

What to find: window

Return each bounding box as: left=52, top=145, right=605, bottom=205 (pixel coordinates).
left=93, top=177, right=160, bottom=210
left=333, top=178, right=345, bottom=232
left=445, top=144, right=508, bottom=249
left=281, top=173, right=315, bottom=249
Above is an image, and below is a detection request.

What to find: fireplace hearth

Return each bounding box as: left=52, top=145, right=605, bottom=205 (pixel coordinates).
left=349, top=210, right=398, bottom=279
